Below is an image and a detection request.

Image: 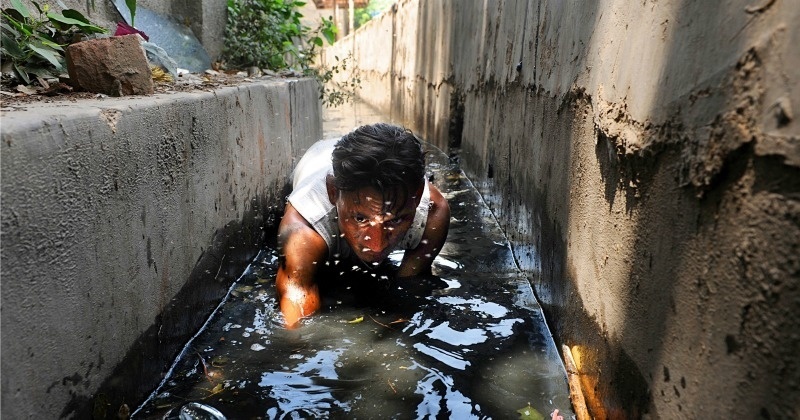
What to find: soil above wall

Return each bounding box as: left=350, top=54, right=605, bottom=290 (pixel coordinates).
left=1, top=70, right=302, bottom=110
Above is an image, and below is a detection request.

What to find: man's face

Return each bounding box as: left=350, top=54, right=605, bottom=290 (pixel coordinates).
left=332, top=186, right=421, bottom=265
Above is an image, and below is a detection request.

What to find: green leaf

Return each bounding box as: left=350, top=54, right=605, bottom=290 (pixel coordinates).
left=27, top=42, right=63, bottom=69
left=10, top=0, right=30, bottom=19
left=27, top=65, right=56, bottom=78
left=310, top=36, right=322, bottom=47
left=125, top=0, right=136, bottom=27
left=46, top=12, right=106, bottom=34
left=45, top=13, right=84, bottom=27
left=516, top=404, right=544, bottom=420
left=321, top=28, right=335, bottom=45
left=3, top=12, right=31, bottom=36
left=13, top=62, right=30, bottom=83
left=61, top=9, right=90, bottom=24
left=37, top=37, right=62, bottom=50
left=45, top=12, right=76, bottom=28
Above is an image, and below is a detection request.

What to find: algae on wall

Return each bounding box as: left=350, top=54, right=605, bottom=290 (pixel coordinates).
left=324, top=0, right=800, bottom=417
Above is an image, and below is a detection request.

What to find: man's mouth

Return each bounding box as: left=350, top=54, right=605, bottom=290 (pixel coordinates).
left=358, top=248, right=387, bottom=264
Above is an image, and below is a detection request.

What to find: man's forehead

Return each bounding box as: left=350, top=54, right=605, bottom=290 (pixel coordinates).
left=340, top=187, right=417, bottom=213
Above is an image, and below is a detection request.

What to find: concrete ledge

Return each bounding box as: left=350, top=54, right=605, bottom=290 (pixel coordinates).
left=1, top=79, right=321, bottom=418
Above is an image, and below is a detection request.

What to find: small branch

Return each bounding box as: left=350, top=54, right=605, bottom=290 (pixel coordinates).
left=562, top=344, right=591, bottom=420
left=196, top=352, right=214, bottom=382
left=369, top=315, right=394, bottom=330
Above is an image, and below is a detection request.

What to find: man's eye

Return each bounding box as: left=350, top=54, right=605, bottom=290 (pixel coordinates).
left=387, top=218, right=404, bottom=226
left=354, top=214, right=367, bottom=223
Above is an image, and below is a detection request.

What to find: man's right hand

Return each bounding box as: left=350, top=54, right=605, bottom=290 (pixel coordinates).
left=275, top=203, right=328, bottom=328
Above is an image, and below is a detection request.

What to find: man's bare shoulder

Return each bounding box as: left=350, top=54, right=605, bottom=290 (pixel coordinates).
left=427, top=183, right=450, bottom=222
left=278, top=203, right=327, bottom=253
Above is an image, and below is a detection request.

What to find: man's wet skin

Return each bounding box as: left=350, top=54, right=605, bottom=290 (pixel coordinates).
left=333, top=186, right=421, bottom=265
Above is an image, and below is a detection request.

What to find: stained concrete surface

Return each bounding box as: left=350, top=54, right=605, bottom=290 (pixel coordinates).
left=324, top=0, right=800, bottom=417
left=1, top=78, right=321, bottom=418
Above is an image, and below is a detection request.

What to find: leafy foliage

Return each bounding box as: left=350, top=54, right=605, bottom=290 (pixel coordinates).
left=317, top=53, right=359, bottom=108
left=222, top=0, right=358, bottom=107
left=223, top=0, right=335, bottom=71
left=354, top=0, right=393, bottom=29
left=1, top=0, right=106, bottom=84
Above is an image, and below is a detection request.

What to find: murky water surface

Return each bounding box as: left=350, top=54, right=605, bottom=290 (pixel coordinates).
left=134, top=101, right=573, bottom=419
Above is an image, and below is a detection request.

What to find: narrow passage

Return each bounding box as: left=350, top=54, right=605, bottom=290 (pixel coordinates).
left=135, top=100, right=573, bottom=419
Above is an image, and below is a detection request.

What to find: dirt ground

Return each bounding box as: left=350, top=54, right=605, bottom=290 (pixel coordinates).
left=0, top=69, right=303, bottom=112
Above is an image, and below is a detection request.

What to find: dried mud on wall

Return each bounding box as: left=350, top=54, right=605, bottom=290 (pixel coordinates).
left=327, top=0, right=800, bottom=418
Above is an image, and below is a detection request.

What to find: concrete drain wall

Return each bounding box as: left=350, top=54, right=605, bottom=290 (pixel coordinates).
left=324, top=0, right=800, bottom=418
left=1, top=79, right=321, bottom=418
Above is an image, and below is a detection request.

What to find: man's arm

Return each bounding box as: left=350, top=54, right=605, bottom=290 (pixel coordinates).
left=397, top=183, right=451, bottom=277
left=276, top=203, right=328, bottom=328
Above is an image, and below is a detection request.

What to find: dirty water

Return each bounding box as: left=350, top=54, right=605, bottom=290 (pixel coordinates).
left=133, top=101, right=574, bottom=419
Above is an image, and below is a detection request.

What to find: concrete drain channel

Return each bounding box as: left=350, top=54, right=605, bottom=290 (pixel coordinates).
left=133, top=145, right=574, bottom=419
left=132, top=103, right=576, bottom=419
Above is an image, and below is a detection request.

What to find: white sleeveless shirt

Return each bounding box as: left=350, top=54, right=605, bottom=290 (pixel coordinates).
left=288, top=139, right=431, bottom=259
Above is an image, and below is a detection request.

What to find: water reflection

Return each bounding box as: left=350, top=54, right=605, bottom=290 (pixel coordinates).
left=260, top=348, right=352, bottom=417
left=134, top=150, right=573, bottom=419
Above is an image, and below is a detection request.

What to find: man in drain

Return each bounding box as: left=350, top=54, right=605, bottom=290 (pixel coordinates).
left=276, top=123, right=451, bottom=328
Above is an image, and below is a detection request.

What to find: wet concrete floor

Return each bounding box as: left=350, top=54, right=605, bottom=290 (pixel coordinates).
left=133, top=100, right=574, bottom=419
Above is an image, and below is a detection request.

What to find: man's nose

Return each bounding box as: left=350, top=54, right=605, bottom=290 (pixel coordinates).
left=364, top=223, right=389, bottom=252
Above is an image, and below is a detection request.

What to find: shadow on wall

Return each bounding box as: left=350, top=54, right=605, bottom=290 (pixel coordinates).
left=416, top=0, right=799, bottom=419
left=602, top=0, right=800, bottom=418
left=343, top=0, right=800, bottom=417
left=555, top=0, right=799, bottom=419
left=61, top=199, right=284, bottom=419
left=438, top=1, right=650, bottom=416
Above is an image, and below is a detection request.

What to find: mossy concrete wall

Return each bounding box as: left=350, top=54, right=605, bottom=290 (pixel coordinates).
left=324, top=0, right=800, bottom=417
left=1, top=79, right=321, bottom=418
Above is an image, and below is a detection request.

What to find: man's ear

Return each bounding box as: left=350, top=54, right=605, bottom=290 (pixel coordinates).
left=326, top=175, right=338, bottom=205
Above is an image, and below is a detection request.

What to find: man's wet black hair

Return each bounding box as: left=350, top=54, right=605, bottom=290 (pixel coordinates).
left=332, top=123, right=426, bottom=209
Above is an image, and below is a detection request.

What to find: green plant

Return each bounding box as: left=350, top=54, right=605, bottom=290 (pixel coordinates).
left=224, top=0, right=333, bottom=71
left=222, top=0, right=358, bottom=106
left=125, top=0, right=136, bottom=27
left=354, top=0, right=393, bottom=29
left=317, top=53, right=359, bottom=108
left=1, top=0, right=106, bottom=84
